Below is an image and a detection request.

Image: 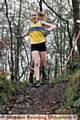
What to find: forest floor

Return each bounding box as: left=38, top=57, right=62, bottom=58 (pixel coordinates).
left=3, top=81, right=72, bottom=114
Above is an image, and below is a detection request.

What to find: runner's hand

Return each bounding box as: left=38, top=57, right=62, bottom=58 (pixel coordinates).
left=44, top=30, right=50, bottom=36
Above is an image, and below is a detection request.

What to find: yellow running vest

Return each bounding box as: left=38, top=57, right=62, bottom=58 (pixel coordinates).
left=29, top=21, right=45, bottom=44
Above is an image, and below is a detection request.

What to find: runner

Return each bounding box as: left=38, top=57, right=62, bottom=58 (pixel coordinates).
left=20, top=10, right=56, bottom=86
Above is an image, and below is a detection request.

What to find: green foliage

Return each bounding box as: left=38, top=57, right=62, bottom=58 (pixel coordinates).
left=14, top=80, right=28, bottom=92
left=64, top=70, right=80, bottom=117
left=52, top=57, right=80, bottom=118
left=0, top=71, right=28, bottom=110
left=0, top=72, right=15, bottom=105
left=67, top=57, right=80, bottom=73
left=59, top=27, right=65, bottom=33
left=51, top=73, right=70, bottom=85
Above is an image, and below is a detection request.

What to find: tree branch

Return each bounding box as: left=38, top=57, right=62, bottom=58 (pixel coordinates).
left=43, top=0, right=72, bottom=49
left=43, top=0, right=68, bottom=22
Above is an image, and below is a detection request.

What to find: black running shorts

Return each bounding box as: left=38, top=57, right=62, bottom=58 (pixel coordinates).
left=31, top=42, right=46, bottom=52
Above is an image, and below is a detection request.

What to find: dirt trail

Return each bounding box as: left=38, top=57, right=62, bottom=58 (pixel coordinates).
left=3, top=81, right=71, bottom=114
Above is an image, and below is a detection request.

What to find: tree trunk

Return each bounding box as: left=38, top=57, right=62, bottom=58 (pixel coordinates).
left=72, top=0, right=80, bottom=55
left=15, top=0, right=22, bottom=81
left=5, top=0, right=14, bottom=81
left=39, top=0, right=43, bottom=12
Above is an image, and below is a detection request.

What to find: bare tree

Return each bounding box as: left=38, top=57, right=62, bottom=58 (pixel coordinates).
left=4, top=0, right=14, bottom=81
left=72, top=0, right=80, bottom=55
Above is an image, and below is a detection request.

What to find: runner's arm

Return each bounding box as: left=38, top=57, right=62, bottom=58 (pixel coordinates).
left=41, top=21, right=56, bottom=32
left=20, top=31, right=29, bottom=38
